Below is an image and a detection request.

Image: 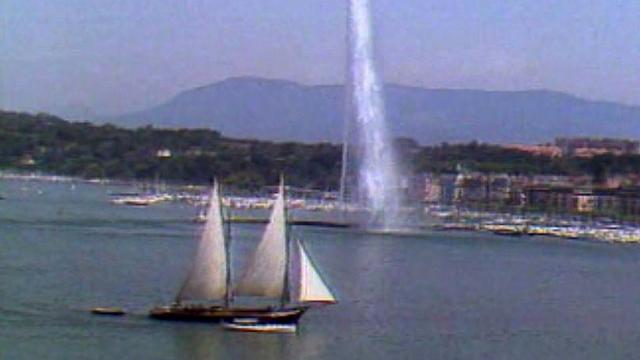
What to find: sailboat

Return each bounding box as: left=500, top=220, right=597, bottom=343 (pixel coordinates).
left=149, top=178, right=337, bottom=325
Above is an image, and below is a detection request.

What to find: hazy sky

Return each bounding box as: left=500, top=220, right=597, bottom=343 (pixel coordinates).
left=3, top=0, right=640, bottom=116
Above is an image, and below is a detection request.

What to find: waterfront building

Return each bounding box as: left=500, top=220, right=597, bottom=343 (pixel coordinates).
left=413, top=171, right=640, bottom=220
left=555, top=137, right=640, bottom=157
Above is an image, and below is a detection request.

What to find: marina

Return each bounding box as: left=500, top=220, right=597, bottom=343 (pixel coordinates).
left=7, top=172, right=640, bottom=243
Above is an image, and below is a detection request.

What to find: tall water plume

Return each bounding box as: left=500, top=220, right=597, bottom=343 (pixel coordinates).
left=341, top=0, right=402, bottom=229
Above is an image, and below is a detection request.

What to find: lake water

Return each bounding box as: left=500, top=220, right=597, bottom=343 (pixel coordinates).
left=2, top=179, right=640, bottom=359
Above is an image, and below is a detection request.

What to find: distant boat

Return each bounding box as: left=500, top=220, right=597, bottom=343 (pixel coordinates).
left=91, top=307, right=126, bottom=316
left=110, top=194, right=172, bottom=206
left=149, top=178, right=337, bottom=326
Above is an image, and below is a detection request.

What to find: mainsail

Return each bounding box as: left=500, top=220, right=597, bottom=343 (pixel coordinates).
left=293, top=239, right=337, bottom=304
left=235, top=181, right=288, bottom=298
left=177, top=181, right=228, bottom=302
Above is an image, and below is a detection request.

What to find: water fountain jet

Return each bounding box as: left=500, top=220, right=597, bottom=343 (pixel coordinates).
left=341, top=0, right=404, bottom=230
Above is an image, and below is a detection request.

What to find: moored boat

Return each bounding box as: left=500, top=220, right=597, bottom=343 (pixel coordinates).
left=111, top=193, right=172, bottom=206
left=484, top=224, right=526, bottom=236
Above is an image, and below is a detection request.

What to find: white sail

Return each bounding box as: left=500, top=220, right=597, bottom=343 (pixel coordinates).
left=235, top=181, right=288, bottom=298
left=295, top=240, right=337, bottom=304
left=177, top=181, right=228, bottom=301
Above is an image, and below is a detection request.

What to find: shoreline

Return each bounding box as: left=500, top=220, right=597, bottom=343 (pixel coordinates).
left=4, top=171, right=640, bottom=244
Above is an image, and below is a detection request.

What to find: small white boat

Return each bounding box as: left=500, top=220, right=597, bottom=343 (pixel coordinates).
left=222, top=320, right=297, bottom=334
left=111, top=194, right=171, bottom=206
left=91, top=307, right=126, bottom=316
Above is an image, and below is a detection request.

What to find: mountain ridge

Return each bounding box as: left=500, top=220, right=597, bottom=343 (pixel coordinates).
left=113, top=76, right=640, bottom=144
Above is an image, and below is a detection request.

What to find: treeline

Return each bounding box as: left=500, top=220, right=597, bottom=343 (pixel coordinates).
left=0, top=111, right=339, bottom=190
left=2, top=110, right=640, bottom=189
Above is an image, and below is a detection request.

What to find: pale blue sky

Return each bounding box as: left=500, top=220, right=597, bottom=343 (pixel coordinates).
left=2, top=0, right=640, bottom=116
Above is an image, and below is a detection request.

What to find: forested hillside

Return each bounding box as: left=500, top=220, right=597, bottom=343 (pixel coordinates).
left=3, top=110, right=640, bottom=189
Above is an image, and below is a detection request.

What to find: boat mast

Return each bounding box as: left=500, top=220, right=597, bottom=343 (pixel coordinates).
left=222, top=182, right=233, bottom=308
left=280, top=177, right=291, bottom=308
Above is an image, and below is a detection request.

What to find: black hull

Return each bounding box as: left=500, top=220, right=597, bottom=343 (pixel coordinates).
left=149, top=305, right=307, bottom=324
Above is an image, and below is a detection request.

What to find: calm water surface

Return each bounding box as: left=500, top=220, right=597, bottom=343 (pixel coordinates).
left=1, top=180, right=640, bottom=359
